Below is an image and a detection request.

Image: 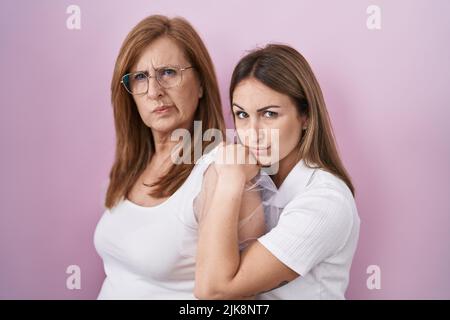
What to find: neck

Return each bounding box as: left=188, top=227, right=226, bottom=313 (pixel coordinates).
left=271, top=148, right=300, bottom=189
left=151, top=130, right=179, bottom=160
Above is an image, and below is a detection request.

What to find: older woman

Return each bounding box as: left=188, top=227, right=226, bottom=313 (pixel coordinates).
left=93, top=15, right=263, bottom=299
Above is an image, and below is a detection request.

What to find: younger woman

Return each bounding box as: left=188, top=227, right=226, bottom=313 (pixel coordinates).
left=194, top=44, right=360, bottom=300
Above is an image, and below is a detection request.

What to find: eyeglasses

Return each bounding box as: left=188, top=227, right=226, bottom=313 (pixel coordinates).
left=121, top=65, right=194, bottom=95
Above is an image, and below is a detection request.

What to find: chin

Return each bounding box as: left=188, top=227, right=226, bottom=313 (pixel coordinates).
left=255, top=155, right=275, bottom=167
left=150, top=118, right=182, bottom=132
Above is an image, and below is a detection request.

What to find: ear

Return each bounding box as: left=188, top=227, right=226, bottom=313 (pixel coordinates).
left=199, top=86, right=204, bottom=98
left=300, top=115, right=308, bottom=130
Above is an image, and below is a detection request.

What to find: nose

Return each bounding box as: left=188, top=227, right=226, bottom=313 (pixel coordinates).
left=245, top=118, right=265, bottom=146
left=146, top=75, right=164, bottom=99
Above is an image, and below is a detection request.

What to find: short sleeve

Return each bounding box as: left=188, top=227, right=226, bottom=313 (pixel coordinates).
left=257, top=184, right=354, bottom=276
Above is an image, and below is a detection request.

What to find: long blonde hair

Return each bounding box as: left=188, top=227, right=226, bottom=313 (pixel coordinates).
left=229, top=44, right=355, bottom=195
left=105, top=15, right=225, bottom=209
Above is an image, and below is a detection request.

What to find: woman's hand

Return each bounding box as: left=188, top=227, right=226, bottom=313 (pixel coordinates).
left=214, top=142, right=259, bottom=183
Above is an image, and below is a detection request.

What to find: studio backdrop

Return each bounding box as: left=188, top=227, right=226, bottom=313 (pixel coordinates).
left=1, top=0, right=449, bottom=299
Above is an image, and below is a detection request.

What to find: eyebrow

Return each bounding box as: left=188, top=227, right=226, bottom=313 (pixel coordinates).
left=232, top=103, right=281, bottom=112
left=132, top=64, right=183, bottom=72
left=131, top=70, right=148, bottom=74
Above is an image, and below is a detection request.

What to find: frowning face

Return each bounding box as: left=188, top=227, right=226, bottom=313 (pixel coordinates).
left=130, top=36, right=203, bottom=134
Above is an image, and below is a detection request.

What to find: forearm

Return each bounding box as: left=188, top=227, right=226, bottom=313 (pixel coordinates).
left=195, top=173, right=246, bottom=298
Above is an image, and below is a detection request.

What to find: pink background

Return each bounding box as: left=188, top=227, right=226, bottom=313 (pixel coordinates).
left=1, top=0, right=449, bottom=299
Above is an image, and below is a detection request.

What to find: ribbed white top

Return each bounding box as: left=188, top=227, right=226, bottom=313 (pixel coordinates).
left=257, top=160, right=360, bottom=300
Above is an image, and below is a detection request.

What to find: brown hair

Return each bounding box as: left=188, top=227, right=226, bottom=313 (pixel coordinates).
left=229, top=44, right=355, bottom=195
left=105, top=15, right=225, bottom=209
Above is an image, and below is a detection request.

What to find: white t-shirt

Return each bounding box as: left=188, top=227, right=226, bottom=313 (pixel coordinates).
left=94, top=146, right=359, bottom=300
left=93, top=149, right=217, bottom=299
left=256, top=160, right=360, bottom=300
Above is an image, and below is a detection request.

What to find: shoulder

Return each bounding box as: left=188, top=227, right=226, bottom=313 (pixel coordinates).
left=187, top=144, right=221, bottom=191
left=285, top=168, right=357, bottom=232
left=195, top=144, right=221, bottom=168
left=307, top=168, right=354, bottom=203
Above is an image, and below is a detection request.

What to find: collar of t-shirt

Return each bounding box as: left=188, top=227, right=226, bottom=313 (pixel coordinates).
left=260, top=159, right=317, bottom=209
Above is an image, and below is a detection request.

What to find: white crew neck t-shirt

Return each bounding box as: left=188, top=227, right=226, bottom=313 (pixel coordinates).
left=256, top=160, right=360, bottom=300
left=93, top=149, right=218, bottom=300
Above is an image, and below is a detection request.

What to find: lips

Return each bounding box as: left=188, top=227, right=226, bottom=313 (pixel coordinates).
left=249, top=146, right=271, bottom=155
left=153, top=105, right=174, bottom=113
